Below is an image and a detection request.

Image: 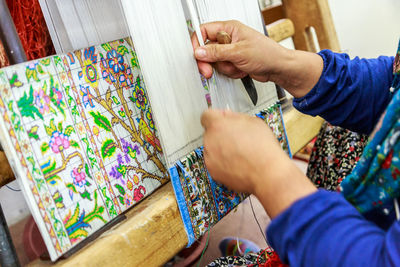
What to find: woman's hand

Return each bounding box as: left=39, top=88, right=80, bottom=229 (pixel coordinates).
left=192, top=20, right=324, bottom=98
left=201, top=109, right=317, bottom=218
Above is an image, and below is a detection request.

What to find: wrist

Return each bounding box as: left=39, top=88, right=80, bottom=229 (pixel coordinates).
left=253, top=156, right=317, bottom=219
left=271, top=49, right=324, bottom=98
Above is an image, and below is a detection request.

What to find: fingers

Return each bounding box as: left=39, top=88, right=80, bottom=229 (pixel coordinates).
left=201, top=109, right=244, bottom=130
left=214, top=62, right=247, bottom=79
left=200, top=21, right=239, bottom=42
left=201, top=109, right=223, bottom=129
left=197, top=61, right=213, bottom=78
left=192, top=21, right=243, bottom=77
left=195, top=43, right=236, bottom=63
left=198, top=61, right=246, bottom=79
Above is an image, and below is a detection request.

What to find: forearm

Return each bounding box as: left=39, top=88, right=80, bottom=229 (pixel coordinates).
left=293, top=51, right=394, bottom=134
left=271, top=49, right=324, bottom=98
left=253, top=155, right=317, bottom=219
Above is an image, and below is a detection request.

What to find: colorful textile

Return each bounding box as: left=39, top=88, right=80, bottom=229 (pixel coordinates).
left=170, top=148, right=246, bottom=245
left=340, top=41, right=400, bottom=215
left=307, top=121, right=368, bottom=191
left=0, top=38, right=169, bottom=260
left=171, top=104, right=290, bottom=246
left=257, top=104, right=292, bottom=157
left=207, top=246, right=287, bottom=267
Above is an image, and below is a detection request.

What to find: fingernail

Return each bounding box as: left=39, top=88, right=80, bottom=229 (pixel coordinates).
left=195, top=48, right=207, bottom=58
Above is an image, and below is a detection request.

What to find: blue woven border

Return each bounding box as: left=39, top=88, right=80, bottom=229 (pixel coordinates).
left=279, top=105, right=292, bottom=158
left=169, top=164, right=196, bottom=246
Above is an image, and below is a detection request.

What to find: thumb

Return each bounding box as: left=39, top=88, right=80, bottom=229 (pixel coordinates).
left=201, top=109, right=225, bottom=129
left=195, top=43, right=236, bottom=63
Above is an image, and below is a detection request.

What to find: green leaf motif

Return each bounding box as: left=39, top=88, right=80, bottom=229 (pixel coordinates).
left=53, top=191, right=65, bottom=209
left=66, top=183, right=77, bottom=193
left=27, top=126, right=39, bottom=140
left=101, top=139, right=117, bottom=159
left=80, top=191, right=92, bottom=200
left=114, top=184, right=125, bottom=195
left=85, top=163, right=92, bottom=179
left=58, top=122, right=63, bottom=132
left=40, top=58, right=51, bottom=66
left=44, top=119, right=57, bottom=137
left=40, top=143, right=50, bottom=154
left=41, top=159, right=57, bottom=175
left=118, top=196, right=125, bottom=205
left=37, top=64, right=44, bottom=74
left=64, top=125, right=75, bottom=136
left=89, top=111, right=112, bottom=132
left=17, top=86, right=43, bottom=120
left=112, top=96, right=120, bottom=105
left=101, top=43, right=112, bottom=52
left=98, top=206, right=105, bottom=214
left=27, top=156, right=41, bottom=175
left=46, top=175, right=61, bottom=186
left=117, top=45, right=129, bottom=56
left=9, top=73, right=23, bottom=88
left=53, top=56, right=64, bottom=71
left=70, top=140, right=80, bottom=148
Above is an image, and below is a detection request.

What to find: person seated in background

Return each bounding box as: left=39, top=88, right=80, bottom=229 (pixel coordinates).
left=192, top=20, right=399, bottom=266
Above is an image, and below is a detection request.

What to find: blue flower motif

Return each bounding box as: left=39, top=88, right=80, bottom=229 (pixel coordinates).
left=107, top=49, right=125, bottom=74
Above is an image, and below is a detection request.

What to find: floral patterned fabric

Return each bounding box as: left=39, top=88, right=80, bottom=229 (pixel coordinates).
left=207, top=247, right=287, bottom=267
left=170, top=104, right=291, bottom=246
left=307, top=121, right=368, bottom=191
left=340, top=40, right=400, bottom=215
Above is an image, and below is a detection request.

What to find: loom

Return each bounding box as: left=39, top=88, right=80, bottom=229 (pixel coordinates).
left=2, top=0, right=294, bottom=260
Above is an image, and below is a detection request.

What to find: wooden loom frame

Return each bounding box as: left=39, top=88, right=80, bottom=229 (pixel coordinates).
left=0, top=0, right=339, bottom=265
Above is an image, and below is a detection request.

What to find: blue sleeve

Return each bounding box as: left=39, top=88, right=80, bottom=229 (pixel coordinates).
left=293, top=50, right=394, bottom=135
left=267, top=190, right=400, bottom=267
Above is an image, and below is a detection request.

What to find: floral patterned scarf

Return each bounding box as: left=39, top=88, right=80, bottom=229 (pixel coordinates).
left=340, top=41, right=400, bottom=218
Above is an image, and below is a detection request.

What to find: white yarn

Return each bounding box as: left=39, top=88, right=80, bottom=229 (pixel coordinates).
left=192, top=0, right=278, bottom=114
left=40, top=0, right=279, bottom=166
left=121, top=0, right=209, bottom=167
left=39, top=0, right=129, bottom=53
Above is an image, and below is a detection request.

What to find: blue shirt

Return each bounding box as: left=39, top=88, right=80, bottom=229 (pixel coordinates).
left=267, top=50, right=397, bottom=266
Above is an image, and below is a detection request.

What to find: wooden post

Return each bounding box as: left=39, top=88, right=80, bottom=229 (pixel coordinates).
left=282, top=0, right=340, bottom=52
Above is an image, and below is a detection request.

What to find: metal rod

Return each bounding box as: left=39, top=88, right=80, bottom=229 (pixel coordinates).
left=0, top=204, right=20, bottom=267
left=0, top=0, right=27, bottom=64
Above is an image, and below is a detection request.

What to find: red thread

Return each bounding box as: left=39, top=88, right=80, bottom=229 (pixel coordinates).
left=6, top=0, right=55, bottom=60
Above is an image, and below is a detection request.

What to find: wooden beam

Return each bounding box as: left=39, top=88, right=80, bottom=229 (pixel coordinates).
left=266, top=19, right=295, bottom=43
left=0, top=152, right=14, bottom=187
left=283, top=107, right=324, bottom=155
left=282, top=0, right=340, bottom=52
left=262, top=4, right=285, bottom=25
